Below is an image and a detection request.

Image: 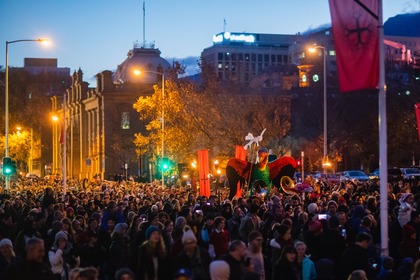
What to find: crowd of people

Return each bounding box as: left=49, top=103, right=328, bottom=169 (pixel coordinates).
left=0, top=176, right=419, bottom=280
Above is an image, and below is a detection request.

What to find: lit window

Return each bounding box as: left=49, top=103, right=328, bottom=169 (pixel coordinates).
left=329, top=50, right=336, bottom=56
left=121, top=112, right=130, bottom=129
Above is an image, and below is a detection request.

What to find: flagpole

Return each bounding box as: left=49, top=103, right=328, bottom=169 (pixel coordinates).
left=378, top=0, right=389, bottom=257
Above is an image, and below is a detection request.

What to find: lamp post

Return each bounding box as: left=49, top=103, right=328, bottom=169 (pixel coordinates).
left=5, top=38, right=48, bottom=189
left=309, top=46, right=327, bottom=174
left=133, top=69, right=165, bottom=186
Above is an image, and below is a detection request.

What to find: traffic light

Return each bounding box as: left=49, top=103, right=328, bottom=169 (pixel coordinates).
left=161, top=157, right=169, bottom=171
left=2, top=157, right=16, bottom=176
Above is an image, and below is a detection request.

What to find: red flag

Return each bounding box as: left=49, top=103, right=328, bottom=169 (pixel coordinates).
left=415, top=103, right=420, bottom=141
left=329, top=0, right=379, bottom=92
left=198, top=149, right=210, bottom=198
left=234, top=145, right=247, bottom=198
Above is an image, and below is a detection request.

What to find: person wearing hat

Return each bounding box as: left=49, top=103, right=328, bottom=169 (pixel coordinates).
left=398, top=192, right=415, bottom=227
left=115, top=267, right=135, bottom=280
left=0, top=238, right=17, bottom=278
left=175, top=227, right=211, bottom=280
left=174, top=268, right=193, bottom=280
left=108, top=223, right=130, bottom=278
left=377, top=256, right=395, bottom=280
left=49, top=231, right=80, bottom=279
left=327, top=200, right=338, bottom=217
left=136, top=225, right=171, bottom=280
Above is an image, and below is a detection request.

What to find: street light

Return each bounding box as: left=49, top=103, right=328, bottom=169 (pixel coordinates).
left=133, top=69, right=165, bottom=186
left=5, top=38, right=49, bottom=189
left=308, top=45, right=327, bottom=174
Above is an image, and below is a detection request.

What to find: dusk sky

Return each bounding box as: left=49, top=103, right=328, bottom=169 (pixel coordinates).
left=1, top=0, right=419, bottom=85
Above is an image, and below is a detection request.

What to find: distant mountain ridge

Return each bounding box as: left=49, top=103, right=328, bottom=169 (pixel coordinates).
left=384, top=12, right=420, bottom=37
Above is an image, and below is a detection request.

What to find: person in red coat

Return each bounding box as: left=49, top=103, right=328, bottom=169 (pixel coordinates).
left=209, top=217, right=231, bottom=259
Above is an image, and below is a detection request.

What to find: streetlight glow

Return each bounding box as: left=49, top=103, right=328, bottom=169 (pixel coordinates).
left=308, top=45, right=327, bottom=174
left=5, top=37, right=49, bottom=189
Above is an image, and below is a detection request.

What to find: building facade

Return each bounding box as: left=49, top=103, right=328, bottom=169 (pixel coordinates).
left=201, top=32, right=299, bottom=86
left=52, top=47, right=170, bottom=180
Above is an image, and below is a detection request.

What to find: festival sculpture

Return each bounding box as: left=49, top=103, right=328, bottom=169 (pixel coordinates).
left=226, top=129, right=300, bottom=199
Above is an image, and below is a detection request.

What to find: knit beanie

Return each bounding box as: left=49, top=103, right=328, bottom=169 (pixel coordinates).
left=114, top=223, right=128, bottom=235
left=210, top=260, right=230, bottom=280
left=327, top=200, right=338, bottom=208
left=145, top=225, right=161, bottom=239
left=382, top=256, right=394, bottom=270
left=55, top=231, right=68, bottom=243
left=307, top=203, right=318, bottom=214
left=399, top=193, right=414, bottom=204
left=115, top=267, right=135, bottom=280
left=182, top=229, right=197, bottom=244
left=271, top=195, right=281, bottom=205
left=0, top=238, right=13, bottom=248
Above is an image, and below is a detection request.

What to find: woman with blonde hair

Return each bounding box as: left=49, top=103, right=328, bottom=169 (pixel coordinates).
left=62, top=217, right=76, bottom=245
left=136, top=225, right=171, bottom=280
left=0, top=238, right=17, bottom=278
left=411, top=258, right=420, bottom=280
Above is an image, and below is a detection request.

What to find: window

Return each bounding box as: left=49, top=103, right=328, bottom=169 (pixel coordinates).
left=121, top=112, right=130, bottom=129
left=271, top=55, right=276, bottom=62
left=218, top=53, right=223, bottom=60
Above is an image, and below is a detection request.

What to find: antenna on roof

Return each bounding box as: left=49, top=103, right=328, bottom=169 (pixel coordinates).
left=223, top=18, right=226, bottom=33
left=143, top=1, right=146, bottom=47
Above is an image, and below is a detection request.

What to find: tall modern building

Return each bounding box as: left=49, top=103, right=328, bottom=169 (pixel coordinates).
left=201, top=31, right=300, bottom=90
left=51, top=45, right=170, bottom=180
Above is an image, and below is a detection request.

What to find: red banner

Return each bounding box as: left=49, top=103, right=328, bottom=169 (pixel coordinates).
left=235, top=145, right=247, bottom=160
left=329, top=0, right=379, bottom=92
left=198, top=149, right=210, bottom=197
left=415, top=103, right=420, bottom=141
left=234, top=145, right=247, bottom=198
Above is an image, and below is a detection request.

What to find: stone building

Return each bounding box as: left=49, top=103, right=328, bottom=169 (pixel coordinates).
left=52, top=46, right=170, bottom=180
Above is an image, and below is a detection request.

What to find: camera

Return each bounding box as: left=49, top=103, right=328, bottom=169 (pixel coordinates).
left=318, top=214, right=328, bottom=220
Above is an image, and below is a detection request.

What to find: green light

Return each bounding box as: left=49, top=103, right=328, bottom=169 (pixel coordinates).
left=2, top=157, right=16, bottom=176
left=163, top=163, right=169, bottom=170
